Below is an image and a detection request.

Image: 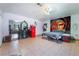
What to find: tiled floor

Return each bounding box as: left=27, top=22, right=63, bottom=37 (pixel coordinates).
left=0, top=36, right=79, bottom=56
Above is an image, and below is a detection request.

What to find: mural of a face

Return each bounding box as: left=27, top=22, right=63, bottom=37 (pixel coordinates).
left=57, top=20, right=65, bottom=31
left=51, top=20, right=65, bottom=31
left=51, top=16, right=70, bottom=33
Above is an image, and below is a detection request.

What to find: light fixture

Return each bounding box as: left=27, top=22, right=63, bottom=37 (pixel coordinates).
left=37, top=3, right=52, bottom=15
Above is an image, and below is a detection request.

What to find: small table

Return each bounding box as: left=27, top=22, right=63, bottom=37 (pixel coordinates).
left=62, top=34, right=71, bottom=42
left=3, top=35, right=11, bottom=43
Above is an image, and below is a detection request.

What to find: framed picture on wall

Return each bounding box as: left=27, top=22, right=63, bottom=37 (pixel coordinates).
left=43, top=23, right=47, bottom=31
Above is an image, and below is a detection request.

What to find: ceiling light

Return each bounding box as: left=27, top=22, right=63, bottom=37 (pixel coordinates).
left=37, top=3, right=52, bottom=15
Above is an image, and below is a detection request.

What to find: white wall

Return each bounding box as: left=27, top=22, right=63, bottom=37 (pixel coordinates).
left=2, top=12, right=43, bottom=37
left=0, top=10, right=2, bottom=47
left=36, top=21, right=43, bottom=35
left=71, top=14, right=79, bottom=40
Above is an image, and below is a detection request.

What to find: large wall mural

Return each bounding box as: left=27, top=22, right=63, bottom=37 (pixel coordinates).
left=50, top=16, right=70, bottom=33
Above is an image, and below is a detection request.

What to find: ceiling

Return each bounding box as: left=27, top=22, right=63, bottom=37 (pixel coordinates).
left=0, top=3, right=79, bottom=21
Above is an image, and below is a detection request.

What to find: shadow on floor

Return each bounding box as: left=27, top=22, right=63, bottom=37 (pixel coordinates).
left=42, top=37, right=63, bottom=44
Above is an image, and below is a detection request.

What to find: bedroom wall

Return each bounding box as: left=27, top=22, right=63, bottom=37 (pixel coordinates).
left=42, top=14, right=79, bottom=40
left=0, top=10, right=2, bottom=47
left=3, top=12, right=79, bottom=40
left=43, top=16, right=70, bottom=33
left=71, top=14, right=79, bottom=40
left=2, top=12, right=43, bottom=37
